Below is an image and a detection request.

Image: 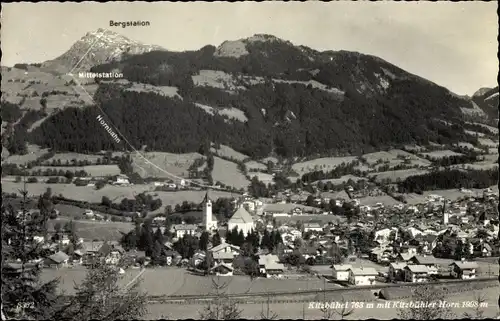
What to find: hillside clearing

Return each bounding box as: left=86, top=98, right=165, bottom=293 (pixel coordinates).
left=145, top=190, right=237, bottom=209
left=362, top=149, right=430, bottom=168
left=4, top=144, right=50, bottom=165
left=210, top=144, right=249, bottom=161
left=244, top=160, right=267, bottom=171
left=311, top=175, right=365, bottom=185
left=248, top=172, right=274, bottom=184
left=1, top=181, right=154, bottom=203
left=291, top=156, right=358, bottom=175
left=212, top=156, right=249, bottom=190
left=369, top=169, right=430, bottom=183
left=422, top=150, right=464, bottom=159
left=131, top=152, right=205, bottom=179
left=29, top=165, right=121, bottom=176
left=194, top=103, right=248, bottom=123
left=43, top=153, right=104, bottom=164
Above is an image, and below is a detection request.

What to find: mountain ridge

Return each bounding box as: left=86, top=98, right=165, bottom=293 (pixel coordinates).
left=2, top=30, right=497, bottom=159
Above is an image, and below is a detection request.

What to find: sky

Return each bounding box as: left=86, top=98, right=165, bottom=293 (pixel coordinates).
left=1, top=1, right=498, bottom=96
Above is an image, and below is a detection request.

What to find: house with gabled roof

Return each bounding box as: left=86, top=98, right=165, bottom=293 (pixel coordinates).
left=450, top=261, right=478, bottom=279
left=44, top=251, right=70, bottom=268
left=227, top=206, right=254, bottom=236
left=404, top=265, right=430, bottom=283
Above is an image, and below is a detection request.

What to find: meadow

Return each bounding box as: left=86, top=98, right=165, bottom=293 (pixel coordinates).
left=131, top=151, right=205, bottom=178
left=291, top=157, right=358, bottom=175
left=212, top=156, right=250, bottom=190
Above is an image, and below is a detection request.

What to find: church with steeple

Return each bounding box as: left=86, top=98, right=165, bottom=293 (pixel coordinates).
left=201, top=190, right=218, bottom=232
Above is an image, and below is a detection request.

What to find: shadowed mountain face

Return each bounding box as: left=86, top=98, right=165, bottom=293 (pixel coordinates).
left=472, top=86, right=499, bottom=122
left=2, top=31, right=496, bottom=158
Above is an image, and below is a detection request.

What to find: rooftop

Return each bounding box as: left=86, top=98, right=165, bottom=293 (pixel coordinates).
left=228, top=206, right=253, bottom=224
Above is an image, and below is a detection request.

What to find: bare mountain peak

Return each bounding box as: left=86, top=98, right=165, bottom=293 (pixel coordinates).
left=42, top=29, right=165, bottom=74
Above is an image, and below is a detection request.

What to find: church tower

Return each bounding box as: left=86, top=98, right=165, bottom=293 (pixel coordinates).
left=202, top=190, right=214, bottom=231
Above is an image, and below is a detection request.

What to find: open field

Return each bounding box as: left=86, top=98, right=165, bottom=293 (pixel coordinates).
left=29, top=165, right=121, bottom=176
left=291, top=157, right=358, bottom=175
left=357, top=195, right=402, bottom=207
left=274, top=215, right=346, bottom=225
left=49, top=217, right=134, bottom=241
left=319, top=191, right=351, bottom=200
left=212, top=156, right=249, bottom=189
left=145, top=284, right=500, bottom=320
left=1, top=181, right=154, bottom=203
left=261, top=157, right=279, bottom=165
left=311, top=175, right=365, bottom=185
left=263, top=203, right=321, bottom=214
left=466, top=122, right=499, bottom=134
left=138, top=269, right=340, bottom=297
left=478, top=138, right=499, bottom=148
left=147, top=190, right=238, bottom=209
left=210, top=144, right=249, bottom=161
left=450, top=163, right=498, bottom=171
left=248, top=172, right=275, bottom=185
left=40, top=267, right=141, bottom=295
left=422, top=150, right=464, bottom=159
left=245, top=160, right=267, bottom=171
left=368, top=168, right=430, bottom=183
left=3, top=144, right=50, bottom=165
left=131, top=152, right=205, bottom=179
left=43, top=153, right=104, bottom=164
left=401, top=185, right=498, bottom=204
left=362, top=149, right=430, bottom=168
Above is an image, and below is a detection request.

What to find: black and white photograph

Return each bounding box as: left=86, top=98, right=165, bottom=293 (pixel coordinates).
left=1, top=1, right=499, bottom=320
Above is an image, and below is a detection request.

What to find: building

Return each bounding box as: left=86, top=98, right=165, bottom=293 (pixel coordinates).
left=348, top=268, right=377, bottom=286
left=404, top=265, right=430, bottom=283
left=113, top=174, right=130, bottom=185
left=98, top=242, right=124, bottom=265
left=209, top=243, right=241, bottom=266
left=303, top=222, right=323, bottom=233
left=332, top=264, right=352, bottom=282
left=388, top=262, right=407, bottom=282
left=210, top=263, right=234, bottom=276
left=408, top=255, right=438, bottom=274
left=44, top=251, right=70, bottom=268
left=202, top=191, right=218, bottom=232
left=258, top=254, right=285, bottom=278
left=227, top=206, right=254, bottom=237
left=449, top=261, right=478, bottom=279
left=171, top=223, right=198, bottom=238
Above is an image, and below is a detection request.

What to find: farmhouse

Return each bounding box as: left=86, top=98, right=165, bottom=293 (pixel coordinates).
left=388, top=262, right=407, bottom=282
left=332, top=264, right=352, bottom=282
left=227, top=206, right=254, bottom=237
left=449, top=261, right=478, bottom=279
left=348, top=267, right=377, bottom=286
left=408, top=255, right=438, bottom=272
left=99, top=242, right=124, bottom=265
left=44, top=251, right=70, bottom=268
left=258, top=254, right=285, bottom=278
left=404, top=265, right=430, bottom=283
left=209, top=243, right=241, bottom=266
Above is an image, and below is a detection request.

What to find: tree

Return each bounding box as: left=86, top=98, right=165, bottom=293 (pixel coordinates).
left=53, top=260, right=148, bottom=320
left=398, top=285, right=455, bottom=319
left=200, top=232, right=210, bottom=251
left=2, top=185, right=60, bottom=320
left=212, top=231, right=222, bottom=247
left=259, top=292, right=278, bottom=319
left=463, top=293, right=487, bottom=319
left=101, top=196, right=112, bottom=207
left=199, top=276, right=242, bottom=320
left=332, top=295, right=354, bottom=320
